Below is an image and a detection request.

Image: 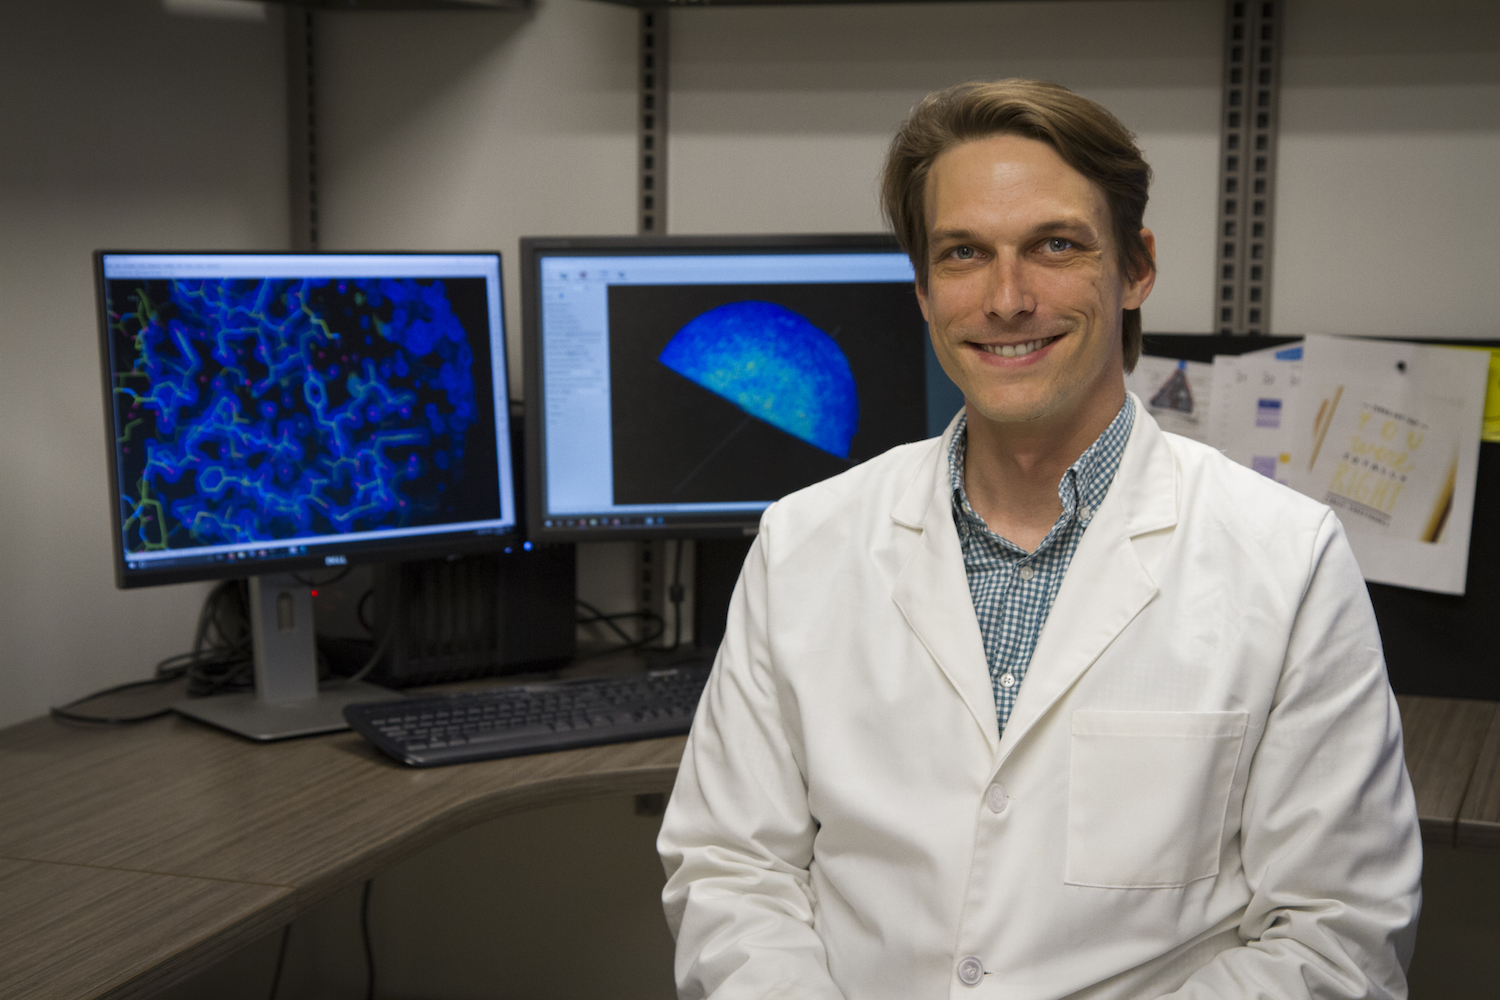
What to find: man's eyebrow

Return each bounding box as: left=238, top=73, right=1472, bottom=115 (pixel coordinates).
left=928, top=228, right=981, bottom=246
left=928, top=220, right=1103, bottom=247
left=1030, top=218, right=1101, bottom=241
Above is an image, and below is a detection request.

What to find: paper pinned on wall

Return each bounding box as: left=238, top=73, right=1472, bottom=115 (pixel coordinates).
left=1445, top=345, right=1500, bottom=443
left=1284, top=335, right=1489, bottom=595
left=1208, top=342, right=1303, bottom=485
left=1125, top=356, right=1215, bottom=445
left=1486, top=349, right=1500, bottom=444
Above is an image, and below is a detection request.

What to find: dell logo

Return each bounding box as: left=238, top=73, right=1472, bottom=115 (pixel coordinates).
left=325, top=555, right=348, bottom=566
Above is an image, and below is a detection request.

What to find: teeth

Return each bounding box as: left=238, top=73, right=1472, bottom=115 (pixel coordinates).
left=982, top=337, right=1055, bottom=359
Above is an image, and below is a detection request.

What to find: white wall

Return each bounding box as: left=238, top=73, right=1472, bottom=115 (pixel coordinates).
left=1275, top=0, right=1500, bottom=337
left=0, top=1, right=288, bottom=729
left=668, top=0, right=1225, bottom=333
left=316, top=0, right=641, bottom=400
left=667, top=0, right=1500, bottom=340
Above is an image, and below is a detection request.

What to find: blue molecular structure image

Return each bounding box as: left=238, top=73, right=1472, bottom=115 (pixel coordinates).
left=107, top=276, right=480, bottom=552
left=657, top=301, right=859, bottom=459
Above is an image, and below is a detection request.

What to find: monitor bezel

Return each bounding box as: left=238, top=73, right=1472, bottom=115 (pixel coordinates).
left=520, top=232, right=912, bottom=544
left=94, top=249, right=521, bottom=590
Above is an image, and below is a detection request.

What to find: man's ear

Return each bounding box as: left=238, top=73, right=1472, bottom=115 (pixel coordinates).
left=914, top=277, right=932, bottom=325
left=1123, top=228, right=1156, bottom=310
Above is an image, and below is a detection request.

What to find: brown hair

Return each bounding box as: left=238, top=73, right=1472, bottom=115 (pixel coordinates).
left=880, top=79, right=1154, bottom=371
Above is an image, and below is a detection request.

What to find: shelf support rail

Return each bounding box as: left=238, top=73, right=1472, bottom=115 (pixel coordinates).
left=639, top=11, right=667, bottom=235
left=286, top=8, right=320, bottom=251
left=1214, top=0, right=1282, bottom=335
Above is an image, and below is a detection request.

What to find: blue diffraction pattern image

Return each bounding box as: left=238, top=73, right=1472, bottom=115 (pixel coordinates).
left=109, top=277, right=476, bottom=551
left=658, top=301, right=858, bottom=459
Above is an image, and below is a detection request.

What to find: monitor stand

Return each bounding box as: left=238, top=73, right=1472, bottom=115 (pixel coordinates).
left=174, top=573, right=394, bottom=741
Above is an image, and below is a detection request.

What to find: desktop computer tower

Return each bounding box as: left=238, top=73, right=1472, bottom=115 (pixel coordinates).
left=372, top=544, right=576, bottom=686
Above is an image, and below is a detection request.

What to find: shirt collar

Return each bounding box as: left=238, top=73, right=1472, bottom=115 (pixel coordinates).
left=948, top=397, right=1135, bottom=542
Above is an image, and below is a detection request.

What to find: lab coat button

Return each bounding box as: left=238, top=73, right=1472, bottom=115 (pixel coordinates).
left=957, top=955, right=985, bottom=987
left=986, top=783, right=1009, bottom=814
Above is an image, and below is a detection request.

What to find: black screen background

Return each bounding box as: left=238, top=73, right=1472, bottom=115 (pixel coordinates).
left=607, top=281, right=927, bottom=506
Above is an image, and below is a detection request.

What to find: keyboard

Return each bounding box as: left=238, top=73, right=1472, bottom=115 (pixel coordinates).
left=343, top=664, right=711, bottom=768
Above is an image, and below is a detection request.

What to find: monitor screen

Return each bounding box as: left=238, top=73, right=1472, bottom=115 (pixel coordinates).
left=522, top=235, right=960, bottom=541
left=96, top=252, right=517, bottom=588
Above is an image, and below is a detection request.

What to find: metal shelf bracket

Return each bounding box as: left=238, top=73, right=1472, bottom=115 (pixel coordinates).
left=639, top=11, right=668, bottom=234
left=1214, top=0, right=1283, bottom=335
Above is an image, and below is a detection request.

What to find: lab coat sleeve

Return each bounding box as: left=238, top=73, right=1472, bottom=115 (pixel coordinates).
left=658, top=523, right=846, bottom=1000
left=1163, top=512, right=1422, bottom=1000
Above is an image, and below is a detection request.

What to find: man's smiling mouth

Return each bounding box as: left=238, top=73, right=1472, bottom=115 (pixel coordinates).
left=977, top=335, right=1059, bottom=359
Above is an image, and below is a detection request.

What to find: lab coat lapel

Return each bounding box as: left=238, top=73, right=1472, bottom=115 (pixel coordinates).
left=994, top=398, right=1179, bottom=767
left=890, top=417, right=1000, bottom=754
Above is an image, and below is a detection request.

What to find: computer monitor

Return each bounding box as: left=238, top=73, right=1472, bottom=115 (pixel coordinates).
left=521, top=234, right=961, bottom=542
left=95, top=251, right=517, bottom=738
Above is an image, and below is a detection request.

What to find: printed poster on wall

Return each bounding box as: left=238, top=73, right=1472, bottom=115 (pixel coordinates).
left=1285, top=335, right=1489, bottom=595
left=1209, top=342, right=1302, bottom=485
left=1125, top=356, right=1215, bottom=445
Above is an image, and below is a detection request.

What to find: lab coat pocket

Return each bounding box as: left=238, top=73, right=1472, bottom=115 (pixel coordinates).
left=1065, top=710, right=1248, bottom=889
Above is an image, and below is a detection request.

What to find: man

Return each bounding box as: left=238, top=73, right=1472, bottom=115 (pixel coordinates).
left=658, top=79, right=1421, bottom=999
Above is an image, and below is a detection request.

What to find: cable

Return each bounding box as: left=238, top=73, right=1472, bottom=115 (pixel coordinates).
left=574, top=599, right=665, bottom=660
left=181, top=581, right=255, bottom=696
left=291, top=566, right=351, bottom=588
left=50, top=579, right=255, bottom=723
left=356, top=588, right=376, bottom=635
left=573, top=542, right=686, bottom=660
left=573, top=599, right=669, bottom=653
left=668, top=539, right=686, bottom=652
left=52, top=573, right=397, bottom=723
left=361, top=879, right=376, bottom=1000
left=267, top=923, right=291, bottom=1000
left=576, top=609, right=659, bottom=627
left=576, top=598, right=640, bottom=647
left=341, top=620, right=395, bottom=685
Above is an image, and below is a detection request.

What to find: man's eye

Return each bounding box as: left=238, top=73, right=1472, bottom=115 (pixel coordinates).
left=952, top=246, right=976, bottom=260
left=1044, top=238, right=1074, bottom=253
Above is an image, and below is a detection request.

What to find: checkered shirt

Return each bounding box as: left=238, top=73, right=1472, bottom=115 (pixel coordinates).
left=949, top=399, right=1134, bottom=737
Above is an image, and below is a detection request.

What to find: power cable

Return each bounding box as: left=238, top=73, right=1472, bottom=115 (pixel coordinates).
left=291, top=566, right=351, bottom=588
left=668, top=539, right=685, bottom=652
left=361, top=880, right=376, bottom=1000
left=267, top=924, right=292, bottom=1000
left=51, top=580, right=253, bottom=723
left=575, top=599, right=665, bottom=660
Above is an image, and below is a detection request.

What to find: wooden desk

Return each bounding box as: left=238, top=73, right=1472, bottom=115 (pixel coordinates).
left=2, top=692, right=1494, bottom=1000
left=1395, top=694, right=1498, bottom=845
left=1458, top=707, right=1500, bottom=851
left=0, top=711, right=683, bottom=1000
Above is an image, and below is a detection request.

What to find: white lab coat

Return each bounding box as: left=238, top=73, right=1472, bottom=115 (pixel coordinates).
left=659, top=397, right=1421, bottom=1000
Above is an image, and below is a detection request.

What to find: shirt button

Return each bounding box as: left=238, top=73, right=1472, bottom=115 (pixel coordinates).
left=998, top=672, right=1017, bottom=689
left=1079, top=504, right=1093, bottom=520
left=1018, top=565, right=1035, bottom=581
left=957, top=955, right=985, bottom=987
left=986, top=783, right=1009, bottom=814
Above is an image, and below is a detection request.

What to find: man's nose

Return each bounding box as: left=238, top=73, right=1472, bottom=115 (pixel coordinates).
left=982, top=255, right=1036, bottom=322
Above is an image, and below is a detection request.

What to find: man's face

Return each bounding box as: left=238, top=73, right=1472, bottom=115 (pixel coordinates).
left=915, top=134, right=1154, bottom=435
